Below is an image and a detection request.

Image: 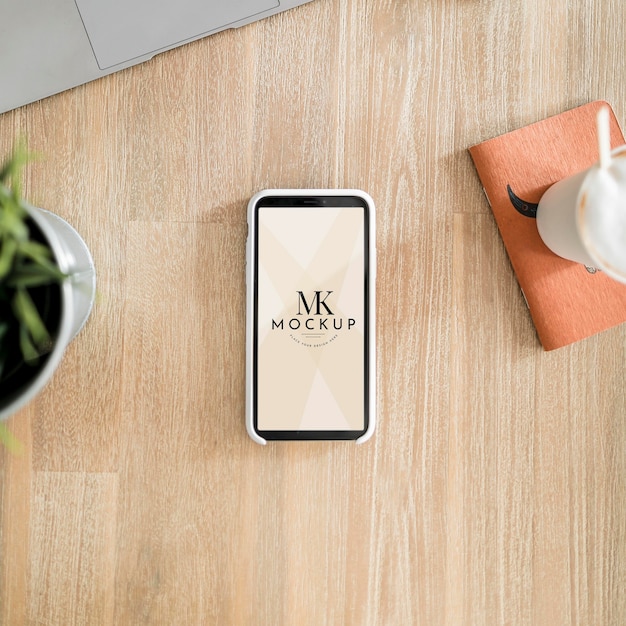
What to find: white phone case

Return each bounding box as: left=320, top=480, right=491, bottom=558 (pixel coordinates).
left=245, top=189, right=376, bottom=444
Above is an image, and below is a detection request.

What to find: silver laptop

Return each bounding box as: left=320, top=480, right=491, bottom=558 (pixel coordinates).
left=0, top=0, right=314, bottom=114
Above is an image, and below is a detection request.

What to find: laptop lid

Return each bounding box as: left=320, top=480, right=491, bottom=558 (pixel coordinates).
left=75, top=0, right=279, bottom=70
left=0, top=0, right=311, bottom=114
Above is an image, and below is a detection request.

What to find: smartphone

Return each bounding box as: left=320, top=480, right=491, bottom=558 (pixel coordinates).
left=246, top=189, right=376, bottom=444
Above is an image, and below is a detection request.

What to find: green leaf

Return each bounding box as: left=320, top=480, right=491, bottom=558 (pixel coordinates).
left=0, top=141, right=61, bottom=370
left=0, top=158, right=16, bottom=184
left=0, top=196, right=28, bottom=240
left=8, top=261, right=66, bottom=287
left=18, top=239, right=53, bottom=261
left=0, top=236, right=18, bottom=279
left=0, top=139, right=31, bottom=190
left=13, top=287, right=50, bottom=349
left=19, top=323, right=40, bottom=362
left=0, top=423, right=23, bottom=454
left=7, top=273, right=56, bottom=288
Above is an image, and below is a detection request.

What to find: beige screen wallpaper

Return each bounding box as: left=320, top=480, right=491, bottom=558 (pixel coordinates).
left=257, top=206, right=366, bottom=431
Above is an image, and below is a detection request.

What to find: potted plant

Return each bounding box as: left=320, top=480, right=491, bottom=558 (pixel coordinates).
left=0, top=144, right=96, bottom=426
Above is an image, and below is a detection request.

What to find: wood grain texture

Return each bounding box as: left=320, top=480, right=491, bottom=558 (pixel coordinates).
left=1, top=0, right=625, bottom=624
left=28, top=472, right=117, bottom=624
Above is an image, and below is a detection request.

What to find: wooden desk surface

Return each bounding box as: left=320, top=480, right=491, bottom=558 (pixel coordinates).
left=1, top=1, right=625, bottom=624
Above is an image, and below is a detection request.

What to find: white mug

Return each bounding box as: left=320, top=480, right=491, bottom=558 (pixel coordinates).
left=536, top=145, right=626, bottom=282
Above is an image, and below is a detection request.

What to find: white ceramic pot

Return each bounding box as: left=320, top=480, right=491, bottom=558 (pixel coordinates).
left=0, top=205, right=96, bottom=420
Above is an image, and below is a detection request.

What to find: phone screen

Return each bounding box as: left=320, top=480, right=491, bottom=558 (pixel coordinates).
left=252, top=196, right=371, bottom=440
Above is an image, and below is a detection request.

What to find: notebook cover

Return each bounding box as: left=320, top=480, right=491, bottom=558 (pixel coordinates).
left=469, top=101, right=626, bottom=350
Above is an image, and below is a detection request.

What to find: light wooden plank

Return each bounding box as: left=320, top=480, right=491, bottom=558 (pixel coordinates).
left=28, top=472, right=117, bottom=625
left=0, top=408, right=33, bottom=626
left=451, top=213, right=537, bottom=625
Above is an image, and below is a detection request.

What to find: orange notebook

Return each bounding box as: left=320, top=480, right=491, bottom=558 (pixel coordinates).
left=469, top=101, right=626, bottom=350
